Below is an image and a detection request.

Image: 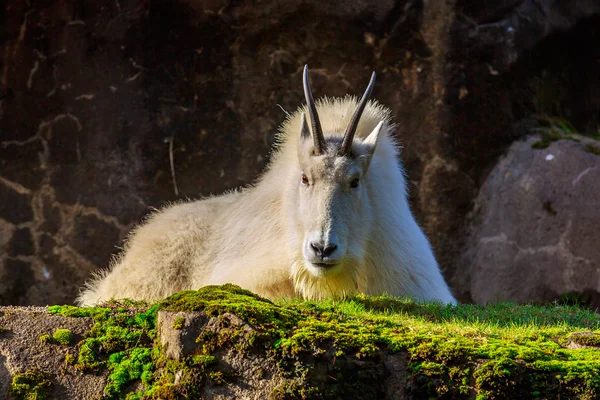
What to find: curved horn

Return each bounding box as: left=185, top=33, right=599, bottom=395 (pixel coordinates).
left=303, top=65, right=326, bottom=154
left=339, top=71, right=376, bottom=156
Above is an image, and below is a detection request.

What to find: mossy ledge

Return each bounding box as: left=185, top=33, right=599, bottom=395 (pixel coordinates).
left=18, top=284, right=600, bottom=399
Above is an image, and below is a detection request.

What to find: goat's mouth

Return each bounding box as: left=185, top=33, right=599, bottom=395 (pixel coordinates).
left=305, top=259, right=343, bottom=276
left=311, top=261, right=338, bottom=269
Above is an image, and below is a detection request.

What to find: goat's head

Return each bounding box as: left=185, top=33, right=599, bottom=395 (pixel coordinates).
left=293, top=65, right=384, bottom=278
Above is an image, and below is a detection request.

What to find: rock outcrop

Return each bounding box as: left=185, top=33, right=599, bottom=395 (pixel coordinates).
left=458, top=133, right=600, bottom=306
left=2, top=285, right=600, bottom=399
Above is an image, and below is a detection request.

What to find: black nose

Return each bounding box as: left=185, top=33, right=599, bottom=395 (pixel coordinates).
left=310, top=243, right=338, bottom=258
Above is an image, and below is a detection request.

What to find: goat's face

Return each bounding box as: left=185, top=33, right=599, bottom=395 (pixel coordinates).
left=292, top=114, right=384, bottom=277
left=290, top=65, right=382, bottom=278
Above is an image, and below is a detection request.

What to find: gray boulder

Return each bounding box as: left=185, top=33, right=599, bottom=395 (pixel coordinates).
left=460, top=133, right=600, bottom=305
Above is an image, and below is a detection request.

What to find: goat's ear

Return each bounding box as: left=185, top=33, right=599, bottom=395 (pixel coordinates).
left=363, top=121, right=384, bottom=155
left=298, top=112, right=313, bottom=156
left=358, top=121, right=384, bottom=169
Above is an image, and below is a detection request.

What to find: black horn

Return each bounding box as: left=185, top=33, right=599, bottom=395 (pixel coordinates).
left=303, top=65, right=326, bottom=154
left=339, top=71, right=376, bottom=156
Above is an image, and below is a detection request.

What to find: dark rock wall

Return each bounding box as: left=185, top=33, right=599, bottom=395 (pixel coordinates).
left=1, top=0, right=599, bottom=305
left=443, top=2, right=600, bottom=298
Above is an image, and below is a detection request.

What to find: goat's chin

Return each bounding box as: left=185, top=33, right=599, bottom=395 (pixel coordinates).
left=292, top=258, right=359, bottom=301
left=304, top=260, right=345, bottom=278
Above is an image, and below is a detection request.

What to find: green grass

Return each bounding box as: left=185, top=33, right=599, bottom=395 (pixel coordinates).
left=530, top=115, right=600, bottom=150
left=48, top=285, right=600, bottom=399
left=272, top=295, right=600, bottom=397
left=531, top=128, right=580, bottom=149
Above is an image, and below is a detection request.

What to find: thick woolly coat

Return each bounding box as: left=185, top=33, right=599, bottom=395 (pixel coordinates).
left=77, top=98, right=456, bottom=306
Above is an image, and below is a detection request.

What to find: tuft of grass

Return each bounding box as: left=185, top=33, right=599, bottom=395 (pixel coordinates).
left=531, top=130, right=580, bottom=149
left=539, top=116, right=579, bottom=135
left=9, top=369, right=53, bottom=400
left=531, top=115, right=600, bottom=150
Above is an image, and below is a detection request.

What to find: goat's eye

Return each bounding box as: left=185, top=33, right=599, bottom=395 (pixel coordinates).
left=350, top=178, right=360, bottom=188
left=301, top=174, right=309, bottom=186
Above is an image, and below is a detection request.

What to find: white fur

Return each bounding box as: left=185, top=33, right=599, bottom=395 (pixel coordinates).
left=77, top=96, right=457, bottom=306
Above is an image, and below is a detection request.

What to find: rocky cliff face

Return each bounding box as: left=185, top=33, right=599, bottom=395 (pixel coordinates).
left=1, top=0, right=599, bottom=306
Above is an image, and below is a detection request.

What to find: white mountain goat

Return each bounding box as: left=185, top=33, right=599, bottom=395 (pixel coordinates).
left=77, top=66, right=457, bottom=306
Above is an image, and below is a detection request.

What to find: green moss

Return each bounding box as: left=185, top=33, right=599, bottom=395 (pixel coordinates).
left=190, top=354, right=218, bottom=366
left=52, top=329, right=73, bottom=345
left=103, top=298, right=152, bottom=308
left=48, top=301, right=160, bottom=398
left=104, top=348, right=154, bottom=397
left=584, top=144, right=600, bottom=155
left=208, top=370, right=226, bottom=385
left=141, top=357, right=209, bottom=399
left=50, top=285, right=600, bottom=399
left=474, top=359, right=521, bottom=399
left=64, top=353, right=75, bottom=365
left=39, top=330, right=73, bottom=346
left=9, top=369, right=53, bottom=400
left=270, top=380, right=320, bottom=400
left=47, top=304, right=111, bottom=319
left=39, top=334, right=51, bottom=344
left=171, top=316, right=185, bottom=330
left=158, top=284, right=298, bottom=329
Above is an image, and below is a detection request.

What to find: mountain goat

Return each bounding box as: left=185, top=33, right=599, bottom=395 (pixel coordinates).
left=77, top=66, right=456, bottom=306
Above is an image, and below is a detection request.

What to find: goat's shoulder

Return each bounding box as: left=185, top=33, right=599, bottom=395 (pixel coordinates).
left=150, top=191, right=241, bottom=222
left=126, top=191, right=240, bottom=245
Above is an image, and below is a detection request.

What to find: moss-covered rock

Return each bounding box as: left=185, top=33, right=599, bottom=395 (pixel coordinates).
left=36, top=284, right=600, bottom=399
